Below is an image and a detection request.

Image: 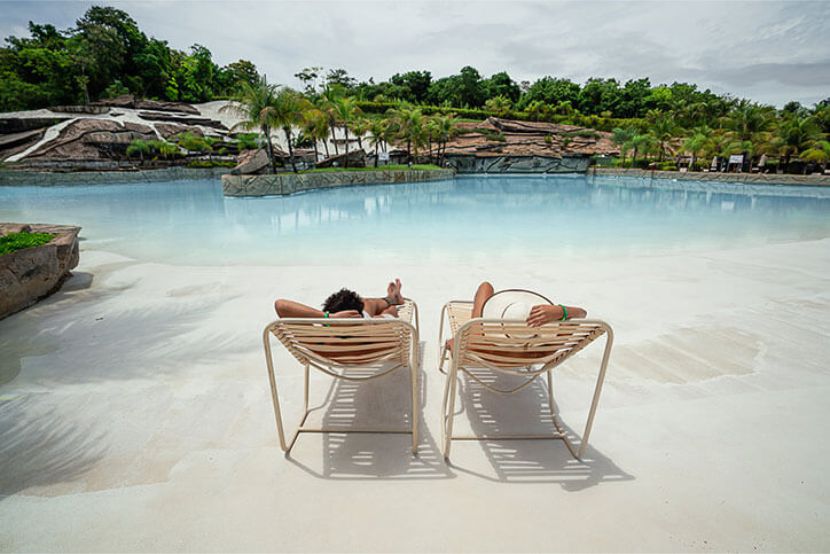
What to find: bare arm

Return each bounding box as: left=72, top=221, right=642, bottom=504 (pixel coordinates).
left=274, top=298, right=359, bottom=319
left=527, top=304, right=587, bottom=327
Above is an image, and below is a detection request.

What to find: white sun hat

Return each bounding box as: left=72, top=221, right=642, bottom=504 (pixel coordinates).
left=481, top=289, right=554, bottom=321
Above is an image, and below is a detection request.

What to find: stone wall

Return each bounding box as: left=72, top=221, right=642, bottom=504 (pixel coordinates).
left=594, top=168, right=830, bottom=186
left=446, top=155, right=590, bottom=174
left=222, top=168, right=455, bottom=197
left=0, top=223, right=80, bottom=319
left=0, top=166, right=230, bottom=186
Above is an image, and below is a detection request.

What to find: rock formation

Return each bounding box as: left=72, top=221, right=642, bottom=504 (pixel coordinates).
left=0, top=223, right=81, bottom=320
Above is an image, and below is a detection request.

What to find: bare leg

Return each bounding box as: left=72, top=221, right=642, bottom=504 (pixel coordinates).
left=363, top=278, right=404, bottom=317
left=472, top=281, right=495, bottom=317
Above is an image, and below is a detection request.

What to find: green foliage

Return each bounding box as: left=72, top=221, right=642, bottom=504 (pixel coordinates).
left=0, top=232, right=54, bottom=256
left=175, top=131, right=211, bottom=153
left=126, top=138, right=180, bottom=161
left=234, top=133, right=259, bottom=150
left=0, top=6, right=261, bottom=110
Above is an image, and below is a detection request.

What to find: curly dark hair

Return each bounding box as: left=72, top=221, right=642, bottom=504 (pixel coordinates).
left=322, top=288, right=364, bottom=314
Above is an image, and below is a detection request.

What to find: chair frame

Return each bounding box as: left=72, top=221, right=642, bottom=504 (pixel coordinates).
left=263, top=301, right=420, bottom=455
left=438, top=301, right=613, bottom=461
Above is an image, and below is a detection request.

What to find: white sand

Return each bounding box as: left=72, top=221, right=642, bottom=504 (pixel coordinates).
left=0, top=238, right=828, bottom=551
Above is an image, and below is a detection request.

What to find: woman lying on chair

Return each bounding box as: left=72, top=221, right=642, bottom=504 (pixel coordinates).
left=274, top=278, right=404, bottom=319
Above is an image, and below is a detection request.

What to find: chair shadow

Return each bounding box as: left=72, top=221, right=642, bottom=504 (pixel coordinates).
left=0, top=395, right=108, bottom=498
left=286, top=342, right=454, bottom=480
left=446, top=369, right=634, bottom=488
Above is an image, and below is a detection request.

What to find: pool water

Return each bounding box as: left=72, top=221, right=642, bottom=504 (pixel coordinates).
left=2, top=175, right=829, bottom=266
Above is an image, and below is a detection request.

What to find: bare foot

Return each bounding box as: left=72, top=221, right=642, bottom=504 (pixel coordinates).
left=387, top=278, right=404, bottom=305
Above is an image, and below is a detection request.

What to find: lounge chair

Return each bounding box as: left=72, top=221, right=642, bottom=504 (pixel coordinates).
left=263, top=299, right=420, bottom=455
left=438, top=300, right=613, bottom=461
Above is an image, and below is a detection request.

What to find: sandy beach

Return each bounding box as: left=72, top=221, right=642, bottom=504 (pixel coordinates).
left=1, top=235, right=828, bottom=552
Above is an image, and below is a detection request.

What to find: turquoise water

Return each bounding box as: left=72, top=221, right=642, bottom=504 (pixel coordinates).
left=1, top=175, right=829, bottom=266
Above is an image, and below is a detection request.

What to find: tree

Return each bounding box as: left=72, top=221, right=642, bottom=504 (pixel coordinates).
left=775, top=115, right=822, bottom=172
left=800, top=140, right=830, bottom=173
left=682, top=127, right=712, bottom=170
left=223, top=74, right=280, bottom=173
left=367, top=119, right=388, bottom=167
left=389, top=70, right=432, bottom=103
left=612, top=127, right=636, bottom=167
left=271, top=87, right=311, bottom=172
left=332, top=95, right=360, bottom=165
left=484, top=95, right=512, bottom=117
left=629, top=133, right=656, bottom=167
left=302, top=107, right=330, bottom=161
left=484, top=71, right=521, bottom=102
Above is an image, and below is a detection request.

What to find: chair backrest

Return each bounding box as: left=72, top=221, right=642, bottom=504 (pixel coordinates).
left=268, top=317, right=417, bottom=370
left=454, top=318, right=611, bottom=372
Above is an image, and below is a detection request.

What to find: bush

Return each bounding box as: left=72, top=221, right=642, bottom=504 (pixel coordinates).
left=0, top=232, right=54, bottom=256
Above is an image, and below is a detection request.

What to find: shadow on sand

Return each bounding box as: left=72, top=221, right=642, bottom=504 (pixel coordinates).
left=0, top=395, right=107, bottom=497
left=444, top=369, right=634, bottom=488
left=285, top=343, right=453, bottom=480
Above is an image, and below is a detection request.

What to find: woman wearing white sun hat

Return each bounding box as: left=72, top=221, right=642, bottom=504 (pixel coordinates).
left=474, top=281, right=587, bottom=326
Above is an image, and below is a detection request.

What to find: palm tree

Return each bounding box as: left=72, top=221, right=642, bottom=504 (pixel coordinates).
left=301, top=107, right=329, bottom=162
left=612, top=127, right=635, bottom=167
left=333, top=96, right=359, bottom=166
left=319, top=85, right=343, bottom=156
left=775, top=115, right=822, bottom=173
left=800, top=140, right=830, bottom=173
left=484, top=95, right=512, bottom=117
left=629, top=133, right=655, bottom=168
left=431, top=114, right=458, bottom=165
left=223, top=75, right=280, bottom=173
left=647, top=111, right=677, bottom=162
left=723, top=101, right=774, bottom=169
left=350, top=116, right=370, bottom=152
left=387, top=104, right=426, bottom=161
left=682, top=127, right=711, bottom=171
left=367, top=119, right=388, bottom=167
left=271, top=87, right=312, bottom=173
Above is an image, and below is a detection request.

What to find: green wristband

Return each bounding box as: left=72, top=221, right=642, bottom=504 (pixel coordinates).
left=324, top=311, right=330, bottom=318
left=559, top=304, right=568, bottom=321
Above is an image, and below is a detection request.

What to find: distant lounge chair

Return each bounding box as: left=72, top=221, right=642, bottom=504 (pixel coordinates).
left=438, top=300, right=613, bottom=461
left=263, top=299, right=420, bottom=455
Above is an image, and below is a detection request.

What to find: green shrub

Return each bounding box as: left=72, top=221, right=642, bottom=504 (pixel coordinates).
left=0, top=232, right=54, bottom=256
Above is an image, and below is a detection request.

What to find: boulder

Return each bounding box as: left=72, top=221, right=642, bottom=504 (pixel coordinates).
left=315, top=149, right=366, bottom=168
left=232, top=148, right=272, bottom=174
left=0, top=223, right=81, bottom=320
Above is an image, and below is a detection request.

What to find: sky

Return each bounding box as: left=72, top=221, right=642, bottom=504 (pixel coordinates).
left=1, top=0, right=829, bottom=107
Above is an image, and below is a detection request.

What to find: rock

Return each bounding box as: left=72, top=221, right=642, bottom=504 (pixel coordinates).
left=0, top=116, right=71, bottom=134
left=137, top=112, right=227, bottom=130
left=232, top=148, right=272, bottom=174
left=92, top=94, right=199, bottom=114
left=315, top=149, right=366, bottom=168
left=0, top=128, right=45, bottom=160
left=49, top=105, right=111, bottom=115
left=156, top=123, right=204, bottom=139
left=0, top=223, right=81, bottom=320
left=25, top=119, right=156, bottom=161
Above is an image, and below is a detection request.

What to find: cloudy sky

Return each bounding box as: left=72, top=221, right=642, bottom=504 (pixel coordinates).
left=2, top=0, right=828, bottom=107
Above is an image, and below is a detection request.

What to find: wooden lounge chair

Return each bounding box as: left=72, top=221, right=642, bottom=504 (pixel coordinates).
left=263, top=299, right=420, bottom=455
left=438, top=300, right=613, bottom=461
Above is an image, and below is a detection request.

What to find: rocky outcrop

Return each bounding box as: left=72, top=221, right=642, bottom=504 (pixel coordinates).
left=0, top=116, right=70, bottom=134
left=24, top=119, right=157, bottom=162
left=434, top=117, right=619, bottom=163
left=314, top=149, right=366, bottom=169
left=0, top=223, right=81, bottom=320
left=223, top=168, right=454, bottom=196
left=92, top=94, right=200, bottom=114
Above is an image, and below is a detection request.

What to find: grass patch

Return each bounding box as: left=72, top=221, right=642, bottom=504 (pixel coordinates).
left=0, top=232, right=54, bottom=256
left=301, top=164, right=443, bottom=174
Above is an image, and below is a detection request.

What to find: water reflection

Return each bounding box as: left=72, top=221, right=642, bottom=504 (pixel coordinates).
left=1, top=175, right=828, bottom=266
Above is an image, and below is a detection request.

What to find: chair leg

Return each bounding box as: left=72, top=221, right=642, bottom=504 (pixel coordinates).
left=263, top=329, right=289, bottom=452
left=410, top=362, right=419, bottom=455
left=443, top=360, right=460, bottom=460
left=577, top=332, right=614, bottom=458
